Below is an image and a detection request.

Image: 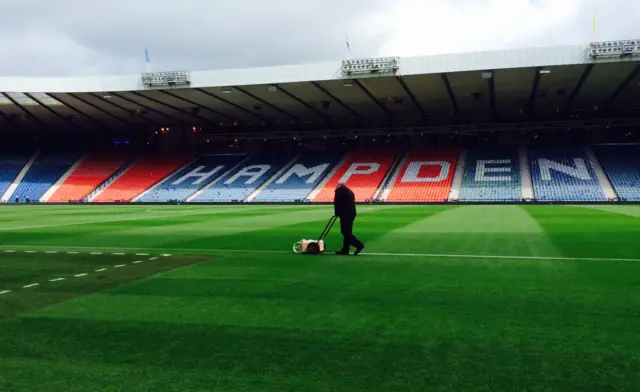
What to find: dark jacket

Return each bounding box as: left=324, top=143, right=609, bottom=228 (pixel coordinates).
left=334, top=185, right=356, bottom=219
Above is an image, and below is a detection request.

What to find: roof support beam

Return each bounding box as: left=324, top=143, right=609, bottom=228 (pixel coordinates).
left=24, top=93, right=82, bottom=130
left=603, top=64, right=640, bottom=106
left=487, top=71, right=496, bottom=120
left=527, top=67, right=542, bottom=110
left=353, top=79, right=391, bottom=118
left=129, top=91, right=215, bottom=125
left=158, top=90, right=236, bottom=121
left=275, top=84, right=330, bottom=122
left=45, top=93, right=110, bottom=130
left=440, top=73, right=459, bottom=113
left=90, top=93, right=160, bottom=127
left=1, top=92, right=47, bottom=129
left=194, top=88, right=266, bottom=120
left=395, top=76, right=425, bottom=118
left=233, top=86, right=298, bottom=121
left=108, top=92, right=182, bottom=124
left=310, top=81, right=359, bottom=118
left=67, top=93, right=134, bottom=127
left=0, top=107, right=11, bottom=125
left=564, top=63, right=595, bottom=111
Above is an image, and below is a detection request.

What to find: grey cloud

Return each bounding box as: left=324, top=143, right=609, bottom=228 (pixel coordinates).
left=0, top=0, right=636, bottom=78
left=0, top=0, right=391, bottom=77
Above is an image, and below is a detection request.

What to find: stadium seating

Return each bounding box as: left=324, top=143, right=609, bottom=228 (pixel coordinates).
left=92, top=153, right=194, bottom=202
left=253, top=152, right=342, bottom=202
left=386, top=149, right=458, bottom=202
left=0, top=151, right=32, bottom=198
left=529, top=148, right=606, bottom=202
left=47, top=151, right=136, bottom=202
left=190, top=152, right=297, bottom=202
left=136, top=154, right=246, bottom=202
left=313, top=149, right=397, bottom=202
left=458, top=149, right=521, bottom=202
left=12, top=151, right=83, bottom=202
left=595, top=145, right=640, bottom=201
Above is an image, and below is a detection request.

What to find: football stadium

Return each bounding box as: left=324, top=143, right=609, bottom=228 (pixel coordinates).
left=1, top=37, right=640, bottom=391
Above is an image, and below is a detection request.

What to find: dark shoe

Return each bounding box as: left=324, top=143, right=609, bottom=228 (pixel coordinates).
left=335, top=250, right=349, bottom=255
left=354, top=244, right=365, bottom=256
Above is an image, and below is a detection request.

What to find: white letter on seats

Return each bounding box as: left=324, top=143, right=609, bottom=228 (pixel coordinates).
left=339, top=163, right=380, bottom=183
left=475, top=159, right=511, bottom=181
left=172, top=165, right=224, bottom=186
left=538, top=158, right=591, bottom=181
left=401, top=161, right=450, bottom=182
left=224, top=165, right=271, bottom=185
left=276, top=163, right=330, bottom=184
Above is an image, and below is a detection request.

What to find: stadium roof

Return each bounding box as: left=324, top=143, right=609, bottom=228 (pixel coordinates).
left=0, top=43, right=639, bottom=130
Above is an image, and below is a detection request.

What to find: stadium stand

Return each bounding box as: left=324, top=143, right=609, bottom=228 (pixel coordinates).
left=92, top=153, right=194, bottom=202
left=529, top=148, right=606, bottom=202
left=458, top=148, right=522, bottom=202
left=313, top=149, right=398, bottom=202
left=190, top=152, right=297, bottom=202
left=47, top=151, right=136, bottom=202
left=136, top=154, right=246, bottom=202
left=0, top=151, right=32, bottom=199
left=386, top=149, right=458, bottom=202
left=11, top=150, right=83, bottom=202
left=253, top=152, right=342, bottom=202
left=595, top=145, right=640, bottom=201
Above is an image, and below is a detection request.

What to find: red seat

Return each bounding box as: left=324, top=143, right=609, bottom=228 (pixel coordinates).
left=386, top=149, right=458, bottom=202
left=93, top=153, right=194, bottom=202
left=314, top=150, right=397, bottom=202
left=48, top=151, right=135, bottom=202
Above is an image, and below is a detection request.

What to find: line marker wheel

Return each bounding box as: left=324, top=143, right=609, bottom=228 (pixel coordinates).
left=293, top=216, right=336, bottom=255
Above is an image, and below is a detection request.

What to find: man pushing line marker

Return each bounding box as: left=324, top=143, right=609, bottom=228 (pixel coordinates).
left=333, top=183, right=365, bottom=256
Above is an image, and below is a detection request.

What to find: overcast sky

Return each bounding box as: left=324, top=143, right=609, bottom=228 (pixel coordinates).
left=0, top=0, right=638, bottom=77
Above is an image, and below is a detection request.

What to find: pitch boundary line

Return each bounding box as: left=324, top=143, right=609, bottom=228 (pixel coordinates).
left=1, top=244, right=639, bottom=263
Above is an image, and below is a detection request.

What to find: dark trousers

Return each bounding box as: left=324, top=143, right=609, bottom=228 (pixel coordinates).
left=339, top=216, right=363, bottom=252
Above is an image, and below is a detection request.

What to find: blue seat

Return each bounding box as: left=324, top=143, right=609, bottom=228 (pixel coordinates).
left=191, top=152, right=296, bottom=202
left=458, top=148, right=521, bottom=202
left=12, top=151, right=82, bottom=202
left=253, top=152, right=341, bottom=202
left=0, top=151, right=32, bottom=197
left=529, top=148, right=605, bottom=202
left=137, top=154, right=245, bottom=202
left=595, top=145, right=640, bottom=201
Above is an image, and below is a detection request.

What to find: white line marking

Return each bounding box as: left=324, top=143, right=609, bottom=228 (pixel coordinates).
left=23, top=283, right=39, bottom=288
left=360, top=252, right=640, bottom=262
left=74, top=273, right=88, bottom=277
left=114, top=264, right=125, bottom=268
left=45, top=251, right=58, bottom=254
left=149, top=257, right=158, bottom=260
left=3, top=250, right=15, bottom=253
left=113, top=253, right=125, bottom=255
left=25, top=251, right=36, bottom=253
left=95, top=268, right=107, bottom=272
left=0, top=290, right=11, bottom=295
left=136, top=253, right=149, bottom=256
left=4, top=244, right=638, bottom=263
left=67, top=251, right=79, bottom=254
left=49, top=278, right=66, bottom=282
left=160, top=254, right=172, bottom=257
left=132, top=260, right=143, bottom=264
left=91, top=252, right=102, bottom=255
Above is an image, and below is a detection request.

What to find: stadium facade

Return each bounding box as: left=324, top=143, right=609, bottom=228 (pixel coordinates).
left=0, top=40, right=639, bottom=204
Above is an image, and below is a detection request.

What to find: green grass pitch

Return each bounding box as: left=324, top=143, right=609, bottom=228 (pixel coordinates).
left=1, top=204, right=640, bottom=391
